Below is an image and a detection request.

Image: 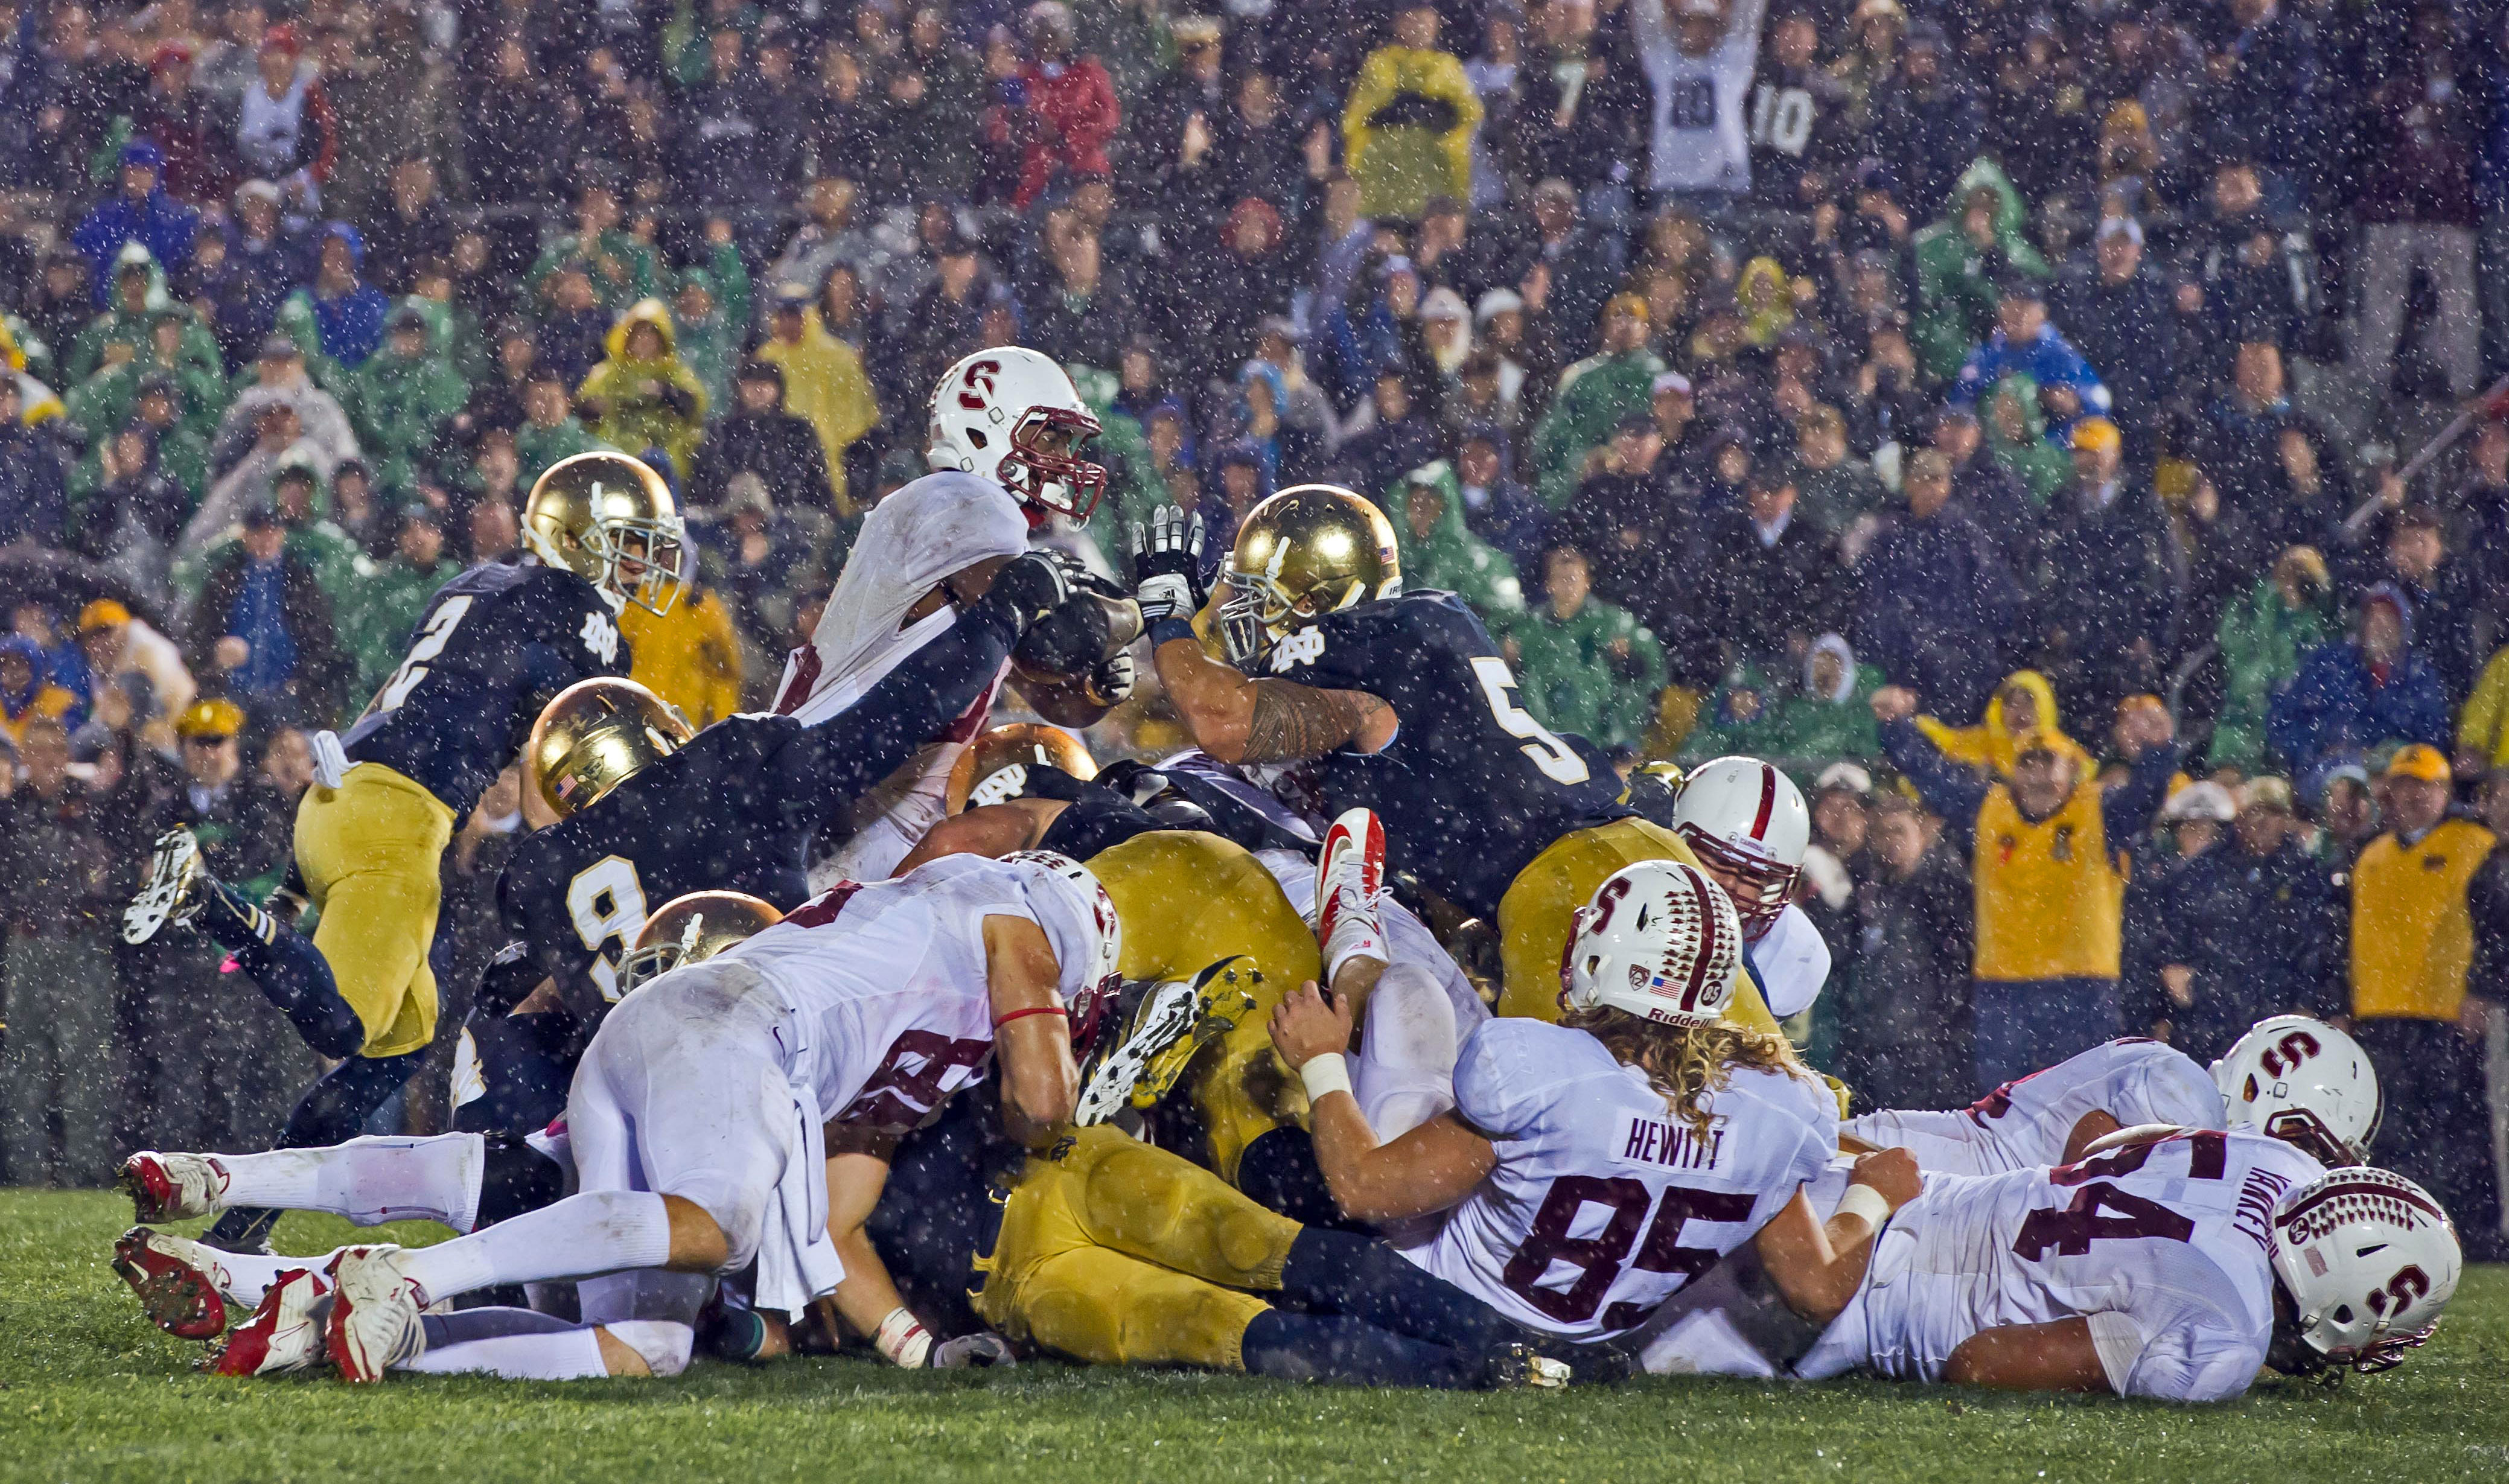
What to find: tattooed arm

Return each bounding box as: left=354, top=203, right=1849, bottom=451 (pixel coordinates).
left=1150, top=634, right=1398, bottom=765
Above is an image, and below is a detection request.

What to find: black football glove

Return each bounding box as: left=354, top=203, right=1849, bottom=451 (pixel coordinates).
left=981, top=550, right=1076, bottom=634
left=1086, top=649, right=1137, bottom=706
left=1130, top=505, right=1207, bottom=627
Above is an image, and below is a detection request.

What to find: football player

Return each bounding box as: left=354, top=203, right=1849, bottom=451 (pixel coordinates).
left=454, top=550, right=1080, bottom=1133
left=1129, top=491, right=1788, bottom=1034
left=1272, top=860, right=1918, bottom=1348
left=121, top=451, right=683, bottom=1252
left=772, top=347, right=1133, bottom=881
left=214, top=852, right=1111, bottom=1381
left=1654, top=756, right=1831, bottom=1022
left=1843, top=1016, right=2381, bottom=1175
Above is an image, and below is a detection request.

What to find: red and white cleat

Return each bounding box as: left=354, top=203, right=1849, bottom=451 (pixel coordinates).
left=1315, top=807, right=1388, bottom=981
left=120, top=1150, right=230, bottom=1223
left=209, top=1268, right=330, bottom=1376
left=324, top=1246, right=428, bottom=1383
left=112, top=1228, right=238, bottom=1340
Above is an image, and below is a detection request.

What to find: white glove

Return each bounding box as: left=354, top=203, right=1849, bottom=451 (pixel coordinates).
left=1130, top=505, right=1207, bottom=628
left=931, top=1332, right=1018, bottom=1368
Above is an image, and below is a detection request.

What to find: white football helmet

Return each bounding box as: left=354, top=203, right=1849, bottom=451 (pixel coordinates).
left=2212, top=1015, right=2382, bottom=1166
left=1003, top=849, right=1123, bottom=1048
left=927, top=346, right=1108, bottom=524
left=1560, top=860, right=1745, bottom=1027
left=1667, top=757, right=1809, bottom=941
left=2270, top=1167, right=2460, bottom=1374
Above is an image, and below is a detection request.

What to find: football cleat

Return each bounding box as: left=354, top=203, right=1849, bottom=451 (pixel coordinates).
left=122, top=827, right=208, bottom=945
left=324, top=1246, right=429, bottom=1382
left=209, top=1268, right=330, bottom=1376
left=1072, top=958, right=1262, bottom=1126
left=1314, top=808, right=1388, bottom=979
left=1485, top=1342, right=1572, bottom=1390
left=121, top=1151, right=231, bottom=1224
left=112, top=1228, right=238, bottom=1340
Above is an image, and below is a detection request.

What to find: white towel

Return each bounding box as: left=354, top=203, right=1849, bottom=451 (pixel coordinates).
left=751, top=1074, right=845, bottom=1320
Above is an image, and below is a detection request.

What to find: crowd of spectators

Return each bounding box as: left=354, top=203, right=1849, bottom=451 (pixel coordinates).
left=0, top=0, right=2503, bottom=1252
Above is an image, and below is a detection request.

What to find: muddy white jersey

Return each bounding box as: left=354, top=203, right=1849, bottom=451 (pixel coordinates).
left=1847, top=1039, right=2227, bottom=1176
left=772, top=470, right=1025, bottom=878
left=1400, top=1017, right=1835, bottom=1343
left=1798, top=1129, right=2322, bottom=1400
left=718, top=856, right=1047, bottom=1132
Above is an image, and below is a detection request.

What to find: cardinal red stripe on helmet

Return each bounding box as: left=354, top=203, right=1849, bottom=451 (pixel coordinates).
left=1749, top=762, right=1777, bottom=840
left=1679, top=867, right=1721, bottom=1014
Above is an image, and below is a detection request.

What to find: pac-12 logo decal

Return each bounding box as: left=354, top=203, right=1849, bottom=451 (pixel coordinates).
left=957, top=357, right=1002, bottom=410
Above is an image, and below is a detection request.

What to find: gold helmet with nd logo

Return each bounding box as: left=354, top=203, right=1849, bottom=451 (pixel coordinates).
left=523, top=451, right=690, bottom=617
left=617, top=890, right=785, bottom=995
left=1217, top=485, right=1401, bottom=669
left=525, top=678, right=694, bottom=820
left=945, top=722, right=1100, bottom=813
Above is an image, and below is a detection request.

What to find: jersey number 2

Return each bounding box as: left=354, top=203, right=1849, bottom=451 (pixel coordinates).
left=566, top=855, right=648, bottom=1002
left=377, top=596, right=475, bottom=712
left=1470, top=657, right=1590, bottom=785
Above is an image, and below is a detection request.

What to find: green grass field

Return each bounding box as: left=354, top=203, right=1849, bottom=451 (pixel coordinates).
left=2, top=1191, right=2505, bottom=1483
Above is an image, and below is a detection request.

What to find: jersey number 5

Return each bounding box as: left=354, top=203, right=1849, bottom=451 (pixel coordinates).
left=566, top=855, right=648, bottom=1002
left=377, top=596, right=475, bottom=712
left=1470, top=657, right=1590, bottom=785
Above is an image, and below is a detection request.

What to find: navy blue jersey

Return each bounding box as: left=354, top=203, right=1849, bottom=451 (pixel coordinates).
left=1261, top=590, right=1631, bottom=918
left=343, top=560, right=626, bottom=819
left=865, top=1091, right=1022, bottom=1340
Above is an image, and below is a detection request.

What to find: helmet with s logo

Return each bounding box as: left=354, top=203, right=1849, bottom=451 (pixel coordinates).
left=926, top=346, right=1108, bottom=524
left=1559, top=859, right=1744, bottom=1027
left=2211, top=1014, right=2382, bottom=1166
left=2270, top=1167, right=2460, bottom=1374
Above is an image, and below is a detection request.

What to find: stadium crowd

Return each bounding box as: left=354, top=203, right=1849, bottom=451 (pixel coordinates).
left=0, top=0, right=2502, bottom=1255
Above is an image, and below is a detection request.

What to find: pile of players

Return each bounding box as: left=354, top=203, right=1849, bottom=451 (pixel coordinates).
left=102, top=347, right=2461, bottom=1401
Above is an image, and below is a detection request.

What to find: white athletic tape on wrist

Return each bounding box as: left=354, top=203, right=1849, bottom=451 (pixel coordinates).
left=1836, top=1182, right=1893, bottom=1230
left=1299, top=1052, right=1353, bottom=1104
left=875, top=1306, right=932, bottom=1368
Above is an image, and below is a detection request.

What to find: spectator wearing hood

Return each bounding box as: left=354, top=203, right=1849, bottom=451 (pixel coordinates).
left=1344, top=3, right=1482, bottom=223
left=1389, top=460, right=1522, bottom=621
left=286, top=223, right=388, bottom=368
left=65, top=301, right=229, bottom=460
left=209, top=336, right=357, bottom=483
left=1529, top=294, right=1666, bottom=507
left=69, top=371, right=211, bottom=510
left=2269, top=583, right=2452, bottom=783
left=0, top=636, right=80, bottom=749
left=2213, top=546, right=2338, bottom=771
left=671, top=231, right=753, bottom=422
left=68, top=256, right=220, bottom=385
left=577, top=299, right=708, bottom=488
left=1910, top=163, right=2049, bottom=382
left=756, top=286, right=876, bottom=515
left=1500, top=544, right=1666, bottom=756
left=2036, top=417, right=2182, bottom=722
left=343, top=305, right=467, bottom=491
left=1829, top=788, right=1975, bottom=1109
left=1452, top=424, right=1549, bottom=584
left=343, top=506, right=461, bottom=696
left=2135, top=776, right=2336, bottom=1062
left=1948, top=276, right=2111, bottom=447
left=69, top=141, right=200, bottom=302
left=1978, top=375, right=2071, bottom=507
left=1686, top=632, right=1887, bottom=764
left=1854, top=450, right=2026, bottom=719
left=620, top=572, right=744, bottom=730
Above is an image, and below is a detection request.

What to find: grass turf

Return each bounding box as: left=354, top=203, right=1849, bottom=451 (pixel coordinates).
left=0, top=1190, right=2504, bottom=1483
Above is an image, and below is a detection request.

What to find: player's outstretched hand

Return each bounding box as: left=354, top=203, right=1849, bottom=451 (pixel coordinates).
left=1847, top=1147, right=1922, bottom=1212
left=1268, top=981, right=1354, bottom=1071
left=931, top=1333, right=1018, bottom=1369
left=1131, top=504, right=1207, bottom=627
left=984, top=551, right=1075, bottom=632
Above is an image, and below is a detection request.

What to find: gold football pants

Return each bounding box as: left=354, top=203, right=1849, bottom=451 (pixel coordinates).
left=290, top=763, right=453, bottom=1059
left=972, top=1126, right=1300, bottom=1370
left=1089, top=830, right=1323, bottom=1181
left=1494, top=817, right=1782, bottom=1037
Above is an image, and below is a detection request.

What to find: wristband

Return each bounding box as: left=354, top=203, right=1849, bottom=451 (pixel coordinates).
left=875, top=1305, right=933, bottom=1368
left=1836, top=1182, right=1893, bottom=1230
left=992, top=1004, right=1069, bottom=1030
left=1149, top=617, right=1199, bottom=649
left=1298, top=1052, right=1353, bottom=1104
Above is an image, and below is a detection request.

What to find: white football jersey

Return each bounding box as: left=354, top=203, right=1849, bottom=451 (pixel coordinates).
left=1797, top=1129, right=2323, bottom=1401
left=1847, top=1039, right=2227, bottom=1176
left=1400, top=1017, right=1836, bottom=1343
left=1633, top=0, right=1768, bottom=194
left=721, top=856, right=1052, bottom=1131
left=773, top=470, right=1027, bottom=879
left=1749, top=902, right=1832, bottom=1020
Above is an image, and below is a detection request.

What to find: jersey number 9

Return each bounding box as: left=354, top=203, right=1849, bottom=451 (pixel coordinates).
left=567, top=854, right=649, bottom=1002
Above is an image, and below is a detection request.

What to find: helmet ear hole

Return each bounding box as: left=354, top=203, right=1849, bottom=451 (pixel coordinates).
left=2333, top=1305, right=2353, bottom=1326
left=968, top=428, right=989, bottom=450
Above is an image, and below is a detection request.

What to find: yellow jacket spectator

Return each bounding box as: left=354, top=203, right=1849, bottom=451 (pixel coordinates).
left=576, top=299, right=707, bottom=483
left=2455, top=642, right=2509, bottom=772
left=1878, top=684, right=2182, bottom=1089
left=1914, top=668, right=2094, bottom=779
left=1341, top=5, right=1482, bottom=222
left=620, top=582, right=744, bottom=729
left=757, top=286, right=878, bottom=515
left=2350, top=746, right=2494, bottom=1024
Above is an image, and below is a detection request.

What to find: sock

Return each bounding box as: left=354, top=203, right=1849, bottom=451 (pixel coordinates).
left=212, top=1247, right=338, bottom=1310
left=422, top=1305, right=587, bottom=1346
left=475, top=1135, right=568, bottom=1229
left=196, top=877, right=278, bottom=953
left=397, top=1189, right=673, bottom=1305
left=223, top=911, right=365, bottom=1059
left=1277, top=1228, right=1528, bottom=1366
left=1240, top=1308, right=1473, bottom=1389
left=398, top=1326, right=608, bottom=1380
left=206, top=1053, right=427, bottom=1251
left=1354, top=963, right=1459, bottom=1139
left=214, top=1135, right=486, bottom=1232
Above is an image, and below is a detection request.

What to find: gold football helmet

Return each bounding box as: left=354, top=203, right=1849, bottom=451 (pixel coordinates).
left=617, top=890, right=784, bottom=995
left=525, top=678, right=693, bottom=819
left=945, top=722, right=1099, bottom=813
left=1219, top=484, right=1401, bottom=667
left=522, top=451, right=689, bottom=617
